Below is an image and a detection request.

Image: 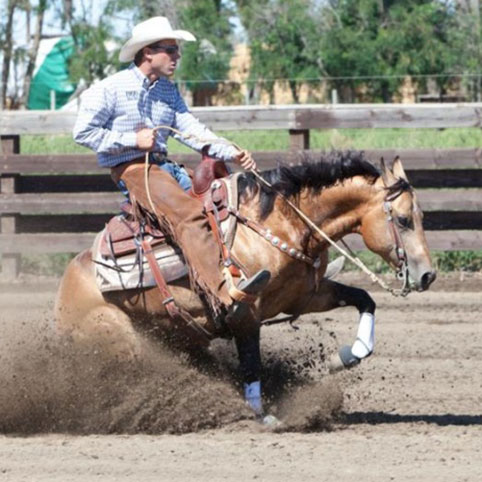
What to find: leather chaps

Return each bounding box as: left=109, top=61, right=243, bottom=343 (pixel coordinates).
left=111, top=160, right=232, bottom=316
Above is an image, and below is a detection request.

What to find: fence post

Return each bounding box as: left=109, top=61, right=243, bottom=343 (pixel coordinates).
left=1, top=135, right=21, bottom=280
left=289, top=129, right=310, bottom=150
left=0, top=135, right=20, bottom=155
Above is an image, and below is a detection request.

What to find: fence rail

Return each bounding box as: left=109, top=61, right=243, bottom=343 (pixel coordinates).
left=2, top=103, right=482, bottom=134
left=1, top=103, right=482, bottom=279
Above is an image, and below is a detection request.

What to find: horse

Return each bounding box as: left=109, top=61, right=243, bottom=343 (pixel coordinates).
left=54, top=150, right=436, bottom=421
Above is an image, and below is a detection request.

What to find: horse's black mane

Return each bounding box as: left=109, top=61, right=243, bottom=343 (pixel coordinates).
left=239, top=150, right=381, bottom=219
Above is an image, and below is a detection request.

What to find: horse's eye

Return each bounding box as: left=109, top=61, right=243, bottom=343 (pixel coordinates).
left=397, top=216, right=410, bottom=228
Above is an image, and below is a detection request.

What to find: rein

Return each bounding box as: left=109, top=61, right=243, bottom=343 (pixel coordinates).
left=143, top=126, right=410, bottom=297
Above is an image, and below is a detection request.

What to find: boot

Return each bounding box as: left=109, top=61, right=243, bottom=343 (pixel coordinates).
left=228, top=269, right=271, bottom=323
left=237, top=269, right=271, bottom=295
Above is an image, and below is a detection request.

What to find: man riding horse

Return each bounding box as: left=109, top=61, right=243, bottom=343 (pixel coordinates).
left=73, top=16, right=270, bottom=410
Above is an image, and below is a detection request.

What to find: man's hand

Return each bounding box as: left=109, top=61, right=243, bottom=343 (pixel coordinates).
left=234, top=149, right=256, bottom=171
left=136, top=128, right=156, bottom=151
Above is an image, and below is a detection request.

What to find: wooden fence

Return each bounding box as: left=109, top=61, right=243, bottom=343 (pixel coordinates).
left=1, top=104, right=482, bottom=280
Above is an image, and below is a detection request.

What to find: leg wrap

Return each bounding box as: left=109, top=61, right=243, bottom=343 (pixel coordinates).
left=244, top=380, right=263, bottom=416
left=351, top=312, right=375, bottom=359
left=235, top=335, right=261, bottom=383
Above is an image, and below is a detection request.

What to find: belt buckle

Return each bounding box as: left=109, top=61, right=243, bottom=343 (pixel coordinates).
left=151, top=152, right=167, bottom=164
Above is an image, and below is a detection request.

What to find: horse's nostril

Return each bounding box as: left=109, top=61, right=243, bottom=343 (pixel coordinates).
left=421, top=270, right=436, bottom=290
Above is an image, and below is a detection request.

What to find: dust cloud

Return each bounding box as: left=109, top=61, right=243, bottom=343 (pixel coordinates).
left=0, top=288, right=343, bottom=434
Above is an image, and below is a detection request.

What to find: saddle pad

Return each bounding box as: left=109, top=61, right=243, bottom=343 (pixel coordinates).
left=93, top=230, right=189, bottom=293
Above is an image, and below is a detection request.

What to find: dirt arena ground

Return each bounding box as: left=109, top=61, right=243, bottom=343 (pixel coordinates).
left=0, top=271, right=480, bottom=481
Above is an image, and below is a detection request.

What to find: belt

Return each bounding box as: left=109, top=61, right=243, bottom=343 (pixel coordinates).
left=110, top=152, right=169, bottom=183
left=127, top=152, right=168, bottom=164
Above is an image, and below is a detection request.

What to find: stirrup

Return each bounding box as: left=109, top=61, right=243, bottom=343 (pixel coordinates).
left=224, top=269, right=271, bottom=303
left=227, top=270, right=271, bottom=324
left=238, top=269, right=271, bottom=295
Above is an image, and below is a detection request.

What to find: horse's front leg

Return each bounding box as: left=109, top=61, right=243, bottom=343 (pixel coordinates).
left=298, top=278, right=376, bottom=371
left=234, top=329, right=263, bottom=416
left=228, top=306, right=269, bottom=419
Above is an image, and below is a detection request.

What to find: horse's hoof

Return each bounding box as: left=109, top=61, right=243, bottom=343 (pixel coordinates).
left=328, top=345, right=361, bottom=373
left=261, top=414, right=283, bottom=428
left=328, top=352, right=345, bottom=373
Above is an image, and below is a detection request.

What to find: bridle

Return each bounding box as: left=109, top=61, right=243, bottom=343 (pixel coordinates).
left=382, top=188, right=412, bottom=297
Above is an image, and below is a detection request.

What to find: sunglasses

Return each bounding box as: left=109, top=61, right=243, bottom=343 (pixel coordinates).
left=149, top=44, right=180, bottom=55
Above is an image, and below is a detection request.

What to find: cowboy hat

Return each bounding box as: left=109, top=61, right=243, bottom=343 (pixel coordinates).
left=119, top=16, right=196, bottom=62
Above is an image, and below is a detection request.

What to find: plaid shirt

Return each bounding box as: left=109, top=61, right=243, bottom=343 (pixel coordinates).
left=73, top=64, right=238, bottom=168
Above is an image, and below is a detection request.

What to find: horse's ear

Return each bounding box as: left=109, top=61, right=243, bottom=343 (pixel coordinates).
left=379, top=157, right=395, bottom=187
left=392, top=156, right=408, bottom=181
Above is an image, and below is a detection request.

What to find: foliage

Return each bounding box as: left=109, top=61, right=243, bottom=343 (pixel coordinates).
left=20, top=253, right=76, bottom=276
left=317, top=0, right=481, bottom=102
left=329, top=250, right=482, bottom=273
left=236, top=0, right=320, bottom=103
left=2, top=0, right=481, bottom=107
left=176, top=0, right=234, bottom=105
left=432, top=251, right=482, bottom=272
left=68, top=20, right=118, bottom=84
left=68, top=0, right=235, bottom=105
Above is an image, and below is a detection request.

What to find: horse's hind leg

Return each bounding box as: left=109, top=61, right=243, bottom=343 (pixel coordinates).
left=55, top=253, right=143, bottom=362
left=297, top=278, right=376, bottom=371
left=68, top=304, right=143, bottom=362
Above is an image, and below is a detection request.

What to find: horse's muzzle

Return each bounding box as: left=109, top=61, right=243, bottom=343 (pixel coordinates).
left=419, top=270, right=437, bottom=291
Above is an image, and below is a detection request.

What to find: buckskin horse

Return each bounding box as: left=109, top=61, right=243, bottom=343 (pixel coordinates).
left=54, top=150, right=436, bottom=421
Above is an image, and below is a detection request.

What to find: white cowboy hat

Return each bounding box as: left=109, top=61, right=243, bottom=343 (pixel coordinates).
left=119, top=16, right=196, bottom=62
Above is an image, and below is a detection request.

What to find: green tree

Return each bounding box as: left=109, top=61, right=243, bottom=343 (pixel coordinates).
left=68, top=20, right=117, bottom=84
left=318, top=0, right=480, bottom=102
left=1, top=0, right=49, bottom=109
left=69, top=0, right=234, bottom=105
left=176, top=0, right=234, bottom=105
left=453, top=1, right=482, bottom=101
left=65, top=1, right=182, bottom=86
left=237, top=0, right=320, bottom=103
left=1, top=0, right=21, bottom=107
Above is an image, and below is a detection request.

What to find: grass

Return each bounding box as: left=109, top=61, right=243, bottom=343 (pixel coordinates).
left=330, top=250, right=482, bottom=274
left=12, top=249, right=482, bottom=277
left=20, top=127, right=482, bottom=154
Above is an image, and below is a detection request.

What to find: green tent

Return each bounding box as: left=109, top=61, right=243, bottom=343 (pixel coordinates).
left=27, top=36, right=76, bottom=110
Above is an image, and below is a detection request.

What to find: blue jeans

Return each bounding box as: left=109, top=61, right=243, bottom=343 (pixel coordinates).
left=157, top=160, right=192, bottom=192
left=117, top=158, right=192, bottom=199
